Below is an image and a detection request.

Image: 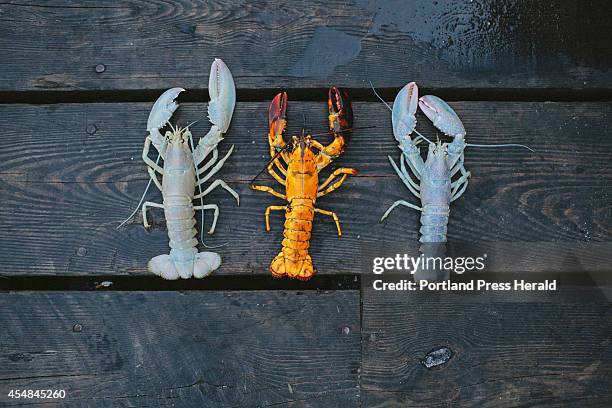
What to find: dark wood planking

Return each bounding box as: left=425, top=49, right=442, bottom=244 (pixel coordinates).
left=0, top=1, right=610, bottom=92
left=361, top=289, right=612, bottom=407
left=1, top=101, right=611, bottom=184
left=0, top=290, right=360, bottom=407
left=0, top=101, right=611, bottom=276
left=1, top=176, right=611, bottom=277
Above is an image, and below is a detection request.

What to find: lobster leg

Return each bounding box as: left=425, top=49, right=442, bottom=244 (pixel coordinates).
left=451, top=171, right=471, bottom=202
left=314, top=208, right=342, bottom=236
left=380, top=200, right=422, bottom=222
left=198, top=148, right=218, bottom=174
left=197, top=145, right=234, bottom=179
left=267, top=162, right=287, bottom=186
left=389, top=155, right=420, bottom=198
left=194, top=179, right=240, bottom=205
left=142, top=137, right=165, bottom=175
left=251, top=184, right=286, bottom=200
left=265, top=205, right=287, bottom=231
left=147, top=167, right=163, bottom=191
left=194, top=204, right=219, bottom=234
left=317, top=168, right=357, bottom=198
left=142, top=201, right=164, bottom=229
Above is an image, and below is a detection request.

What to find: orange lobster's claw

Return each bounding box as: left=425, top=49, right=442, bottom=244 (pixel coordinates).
left=328, top=86, right=353, bottom=138
left=316, top=87, right=353, bottom=170
left=268, top=91, right=288, bottom=155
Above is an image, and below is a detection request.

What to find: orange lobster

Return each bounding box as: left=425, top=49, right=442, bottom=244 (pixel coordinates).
left=251, top=87, right=357, bottom=281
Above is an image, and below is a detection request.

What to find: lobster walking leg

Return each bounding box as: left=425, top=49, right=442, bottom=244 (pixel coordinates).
left=265, top=205, right=287, bottom=231
left=193, top=203, right=219, bottom=234
left=251, top=184, right=286, bottom=200
left=142, top=201, right=164, bottom=229
left=451, top=172, right=470, bottom=202
left=266, top=162, right=287, bottom=185
left=319, top=168, right=357, bottom=190
left=142, top=137, right=165, bottom=175
left=147, top=167, right=163, bottom=191
left=381, top=200, right=422, bottom=221
left=314, top=208, right=342, bottom=236
left=317, top=168, right=357, bottom=198
left=194, top=179, right=239, bottom=205
left=389, top=155, right=421, bottom=198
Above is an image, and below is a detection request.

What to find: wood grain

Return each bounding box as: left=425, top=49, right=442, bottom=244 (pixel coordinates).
left=361, top=289, right=612, bottom=407
left=0, top=290, right=360, bottom=407
left=0, top=101, right=610, bottom=276
left=0, top=0, right=609, bottom=92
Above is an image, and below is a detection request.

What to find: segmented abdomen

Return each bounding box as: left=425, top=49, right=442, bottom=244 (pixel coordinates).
left=164, top=195, right=198, bottom=259
left=282, top=198, right=314, bottom=258
left=269, top=197, right=315, bottom=279
left=419, top=204, right=449, bottom=243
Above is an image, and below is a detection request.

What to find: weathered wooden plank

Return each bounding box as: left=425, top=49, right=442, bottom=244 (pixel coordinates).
left=0, top=101, right=610, bottom=276
left=361, top=289, right=612, bottom=407
left=0, top=0, right=610, bottom=92
left=0, top=290, right=360, bottom=407
left=1, top=101, right=612, bottom=183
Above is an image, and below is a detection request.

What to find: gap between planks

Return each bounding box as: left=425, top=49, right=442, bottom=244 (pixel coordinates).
left=1, top=87, right=612, bottom=105
left=0, top=274, right=361, bottom=292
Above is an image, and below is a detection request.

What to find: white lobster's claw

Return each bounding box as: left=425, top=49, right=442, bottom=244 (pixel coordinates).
left=207, top=58, right=236, bottom=133
left=392, top=82, right=419, bottom=143
left=418, top=95, right=466, bottom=138
left=147, top=87, right=185, bottom=132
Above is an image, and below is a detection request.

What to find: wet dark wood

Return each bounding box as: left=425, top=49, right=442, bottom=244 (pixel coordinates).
left=361, top=288, right=612, bottom=407
left=1, top=101, right=611, bottom=276
left=0, top=0, right=610, bottom=93
left=0, top=290, right=360, bottom=407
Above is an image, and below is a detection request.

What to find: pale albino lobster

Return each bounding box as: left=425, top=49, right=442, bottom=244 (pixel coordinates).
left=380, top=82, right=532, bottom=243
left=137, top=59, right=239, bottom=280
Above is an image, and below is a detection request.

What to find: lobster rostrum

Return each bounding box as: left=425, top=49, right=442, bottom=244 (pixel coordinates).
left=251, top=87, right=357, bottom=281
left=381, top=82, right=470, bottom=243
left=140, top=59, right=239, bottom=280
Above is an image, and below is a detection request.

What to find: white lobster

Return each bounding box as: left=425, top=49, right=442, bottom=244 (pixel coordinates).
left=141, top=59, right=239, bottom=280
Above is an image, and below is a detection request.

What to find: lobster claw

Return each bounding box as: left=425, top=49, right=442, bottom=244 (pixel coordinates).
left=391, top=82, right=418, bottom=144
left=314, top=86, right=352, bottom=170
left=268, top=91, right=288, bottom=152
left=147, top=87, right=185, bottom=132
left=418, top=95, right=466, bottom=139
left=207, top=58, right=236, bottom=133
left=328, top=86, right=353, bottom=138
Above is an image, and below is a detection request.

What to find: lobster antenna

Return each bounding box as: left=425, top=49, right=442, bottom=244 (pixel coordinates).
left=183, top=112, right=209, bottom=130
left=465, top=142, right=534, bottom=152
left=309, top=125, right=377, bottom=138
left=368, top=80, right=392, bottom=111
left=117, top=138, right=168, bottom=229
left=250, top=143, right=292, bottom=185
left=413, top=130, right=435, bottom=145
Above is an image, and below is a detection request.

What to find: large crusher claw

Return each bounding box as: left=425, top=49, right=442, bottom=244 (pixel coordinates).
left=418, top=95, right=466, bottom=139
left=207, top=58, right=236, bottom=133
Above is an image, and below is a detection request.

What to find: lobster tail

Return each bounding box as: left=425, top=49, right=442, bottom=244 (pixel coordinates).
left=419, top=204, right=450, bottom=243
left=270, top=198, right=315, bottom=281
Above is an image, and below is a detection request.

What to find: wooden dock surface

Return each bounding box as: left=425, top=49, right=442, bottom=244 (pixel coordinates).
left=0, top=1, right=610, bottom=407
